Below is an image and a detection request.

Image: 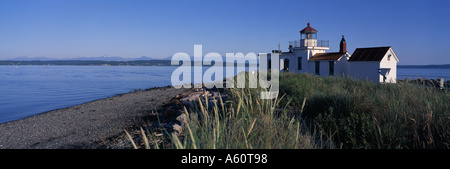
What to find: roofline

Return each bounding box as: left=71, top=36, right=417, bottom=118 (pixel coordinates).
left=308, top=56, right=344, bottom=61
left=308, top=52, right=347, bottom=61
left=300, top=30, right=318, bottom=33
left=348, top=60, right=382, bottom=62
left=308, top=59, right=341, bottom=61
left=354, top=46, right=391, bottom=50
left=388, top=47, right=400, bottom=62
left=350, top=46, right=399, bottom=62
left=348, top=46, right=392, bottom=62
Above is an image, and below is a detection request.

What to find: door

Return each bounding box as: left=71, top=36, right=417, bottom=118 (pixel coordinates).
left=284, top=59, right=289, bottom=72
left=315, top=61, right=320, bottom=75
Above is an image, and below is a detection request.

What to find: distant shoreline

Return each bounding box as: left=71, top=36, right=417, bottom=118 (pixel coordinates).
left=0, top=60, right=175, bottom=66
left=1, top=60, right=447, bottom=68
left=0, top=60, right=257, bottom=67
left=397, top=64, right=450, bottom=69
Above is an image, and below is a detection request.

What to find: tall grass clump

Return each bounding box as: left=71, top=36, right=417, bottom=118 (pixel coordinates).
left=278, top=72, right=450, bottom=149
left=128, top=71, right=333, bottom=149
left=166, top=71, right=332, bottom=149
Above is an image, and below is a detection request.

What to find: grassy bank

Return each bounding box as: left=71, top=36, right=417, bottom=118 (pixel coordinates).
left=279, top=72, right=450, bottom=149
left=128, top=71, right=450, bottom=149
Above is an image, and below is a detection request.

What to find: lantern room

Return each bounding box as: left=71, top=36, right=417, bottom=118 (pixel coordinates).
left=300, top=22, right=318, bottom=40
left=289, top=22, right=329, bottom=48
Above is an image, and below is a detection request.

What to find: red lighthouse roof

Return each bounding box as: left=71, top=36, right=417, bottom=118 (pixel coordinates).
left=300, top=22, right=318, bottom=33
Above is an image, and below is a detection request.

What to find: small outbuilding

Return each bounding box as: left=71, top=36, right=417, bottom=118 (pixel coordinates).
left=348, top=46, right=399, bottom=83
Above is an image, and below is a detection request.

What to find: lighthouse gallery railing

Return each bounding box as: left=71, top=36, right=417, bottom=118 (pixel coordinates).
left=289, top=40, right=329, bottom=48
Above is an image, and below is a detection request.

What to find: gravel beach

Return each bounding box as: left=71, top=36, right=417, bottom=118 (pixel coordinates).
left=0, top=86, right=189, bottom=149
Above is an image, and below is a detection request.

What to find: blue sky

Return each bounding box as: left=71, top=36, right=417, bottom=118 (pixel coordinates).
left=0, top=0, right=449, bottom=65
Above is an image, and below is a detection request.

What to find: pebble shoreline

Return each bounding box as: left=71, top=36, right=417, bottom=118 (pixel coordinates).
left=0, top=86, right=190, bottom=149
left=121, top=84, right=231, bottom=149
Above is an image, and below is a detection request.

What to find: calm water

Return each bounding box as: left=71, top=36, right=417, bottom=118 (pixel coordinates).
left=0, top=65, right=257, bottom=124
left=0, top=66, right=447, bottom=124
left=397, top=67, right=450, bottom=80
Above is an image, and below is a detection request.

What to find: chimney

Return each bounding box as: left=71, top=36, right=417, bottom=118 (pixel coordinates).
left=339, top=35, right=347, bottom=53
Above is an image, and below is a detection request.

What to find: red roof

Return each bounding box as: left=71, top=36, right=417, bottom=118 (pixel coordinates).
left=309, top=52, right=345, bottom=61
left=300, top=23, right=318, bottom=33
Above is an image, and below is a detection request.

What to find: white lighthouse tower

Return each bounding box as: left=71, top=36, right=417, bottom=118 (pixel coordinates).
left=286, top=22, right=330, bottom=73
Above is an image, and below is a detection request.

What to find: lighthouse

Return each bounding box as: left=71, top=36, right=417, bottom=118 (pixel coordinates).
left=285, top=22, right=330, bottom=73
left=262, top=22, right=399, bottom=83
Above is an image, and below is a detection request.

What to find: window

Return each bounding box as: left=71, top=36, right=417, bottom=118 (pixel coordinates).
left=315, top=61, right=320, bottom=75
left=329, top=61, right=334, bottom=75
left=301, top=33, right=317, bottom=39
left=388, top=54, right=391, bottom=61
left=284, top=59, right=289, bottom=72
left=297, top=57, right=302, bottom=70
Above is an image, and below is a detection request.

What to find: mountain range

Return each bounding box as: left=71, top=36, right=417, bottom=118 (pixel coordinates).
left=8, top=54, right=258, bottom=62
left=8, top=55, right=157, bottom=61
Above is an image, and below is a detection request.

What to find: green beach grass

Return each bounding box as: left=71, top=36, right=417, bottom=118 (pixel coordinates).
left=127, top=71, right=450, bottom=149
